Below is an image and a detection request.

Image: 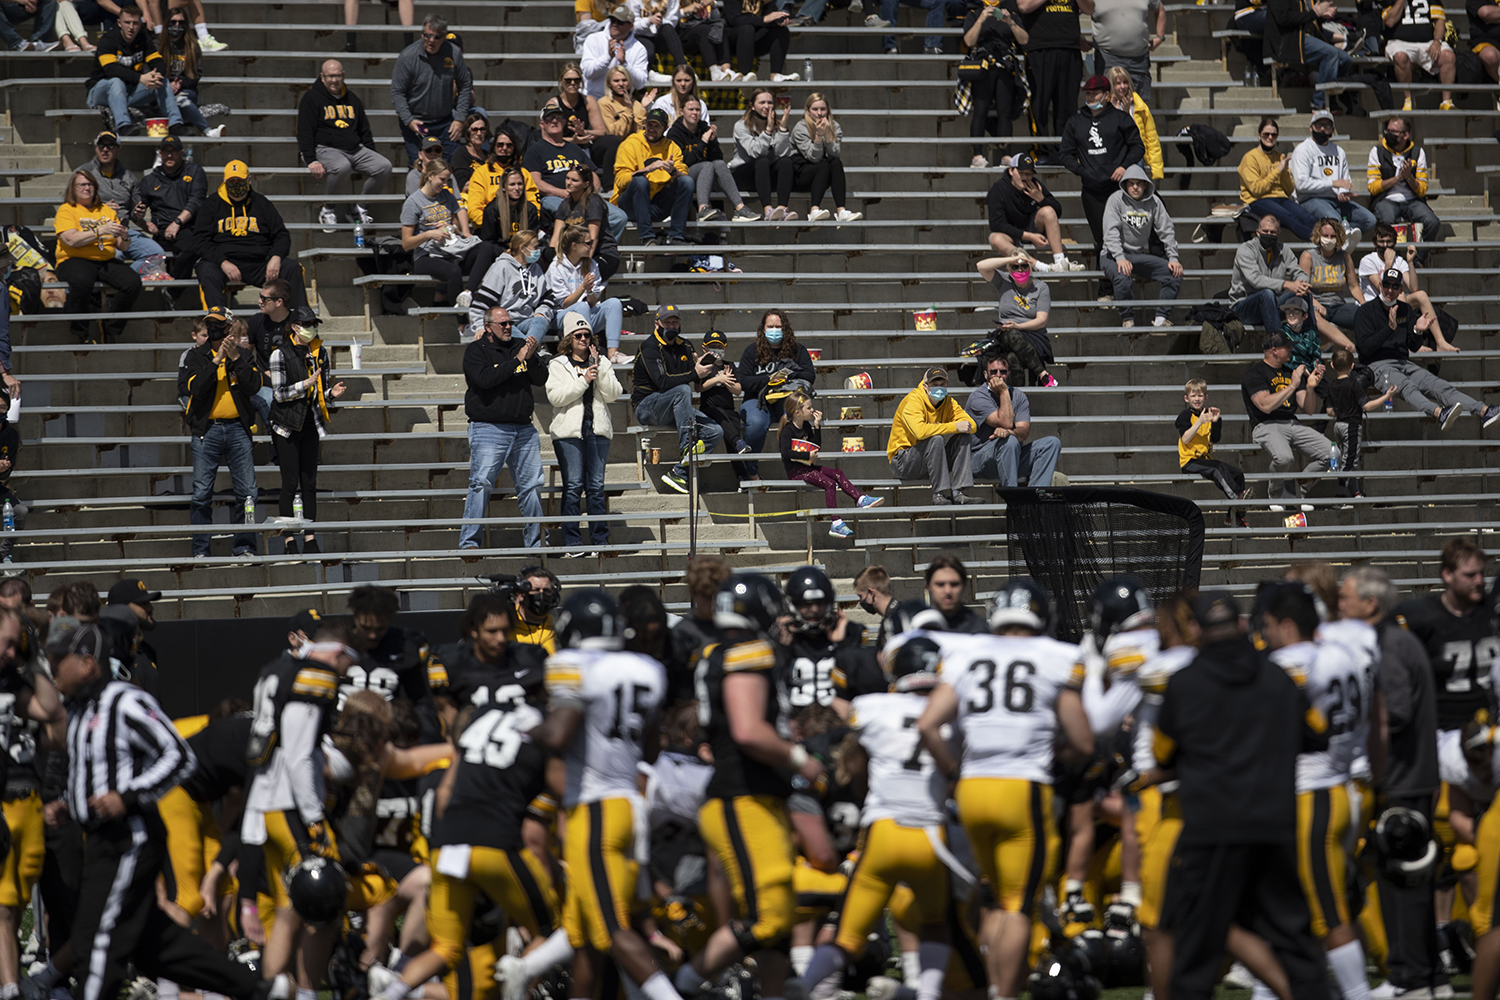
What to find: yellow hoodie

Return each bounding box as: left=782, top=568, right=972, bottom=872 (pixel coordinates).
left=461, top=161, right=541, bottom=224
left=887, top=383, right=975, bottom=458
left=611, top=133, right=688, bottom=204
left=1238, top=146, right=1295, bottom=204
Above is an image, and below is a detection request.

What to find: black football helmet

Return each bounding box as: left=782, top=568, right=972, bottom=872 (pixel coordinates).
left=1373, top=806, right=1439, bottom=888
left=287, top=855, right=349, bottom=925
left=1089, top=576, right=1154, bottom=638
left=554, top=589, right=626, bottom=650
left=882, top=599, right=946, bottom=639
left=785, top=566, right=838, bottom=634
left=888, top=635, right=942, bottom=692
left=713, top=574, right=787, bottom=635
left=988, top=578, right=1053, bottom=634
left=1101, top=911, right=1145, bottom=987
left=1028, top=939, right=1102, bottom=1000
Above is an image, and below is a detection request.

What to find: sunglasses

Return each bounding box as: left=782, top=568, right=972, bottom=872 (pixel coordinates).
left=489, top=319, right=514, bottom=327
left=421, top=32, right=443, bottom=39
left=1260, top=132, right=1278, bottom=139
left=563, top=76, right=582, bottom=84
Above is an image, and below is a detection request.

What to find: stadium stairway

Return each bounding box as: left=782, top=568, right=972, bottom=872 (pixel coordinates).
left=1, top=0, right=1496, bottom=618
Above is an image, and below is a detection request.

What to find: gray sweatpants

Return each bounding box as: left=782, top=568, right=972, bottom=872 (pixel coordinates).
left=890, top=433, right=974, bottom=499
left=1251, top=421, right=1331, bottom=499
left=1371, top=358, right=1484, bottom=419
left=315, top=144, right=395, bottom=200
left=690, top=159, right=743, bottom=210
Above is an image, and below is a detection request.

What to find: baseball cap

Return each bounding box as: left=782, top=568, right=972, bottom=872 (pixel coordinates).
left=645, top=107, right=670, bottom=127
left=562, top=311, right=592, bottom=336
left=45, top=618, right=108, bottom=662
left=158, top=134, right=183, bottom=151
left=291, top=305, right=320, bottom=327
left=107, top=579, right=162, bottom=605
left=1011, top=152, right=1038, bottom=173
left=444, top=30, right=464, bottom=48
left=1082, top=74, right=1110, bottom=92
left=1309, top=109, right=1335, bottom=126
left=655, top=303, right=680, bottom=322
left=420, top=133, right=445, bottom=150
left=1191, top=591, right=1240, bottom=628
left=1264, top=331, right=1292, bottom=350
left=95, top=131, right=118, bottom=147
left=1381, top=267, right=1405, bottom=286
left=607, top=3, right=633, bottom=21
left=288, top=608, right=323, bottom=637
left=1277, top=293, right=1307, bottom=314
left=204, top=305, right=231, bottom=324
left=923, top=366, right=948, bottom=385
left=701, top=329, right=728, bottom=349
left=540, top=100, right=565, bottom=121
left=224, top=160, right=249, bottom=181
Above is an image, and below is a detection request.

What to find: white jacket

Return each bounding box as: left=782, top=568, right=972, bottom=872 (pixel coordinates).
left=1289, top=136, right=1350, bottom=203
left=579, top=29, right=648, bottom=99
left=546, top=352, right=623, bottom=439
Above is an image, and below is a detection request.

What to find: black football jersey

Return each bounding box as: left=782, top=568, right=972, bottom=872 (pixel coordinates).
left=375, top=776, right=420, bottom=853
left=343, top=625, right=439, bottom=709
left=1395, top=593, right=1499, bottom=730
left=800, top=726, right=865, bottom=856
left=181, top=713, right=253, bottom=802
left=0, top=666, right=40, bottom=795
left=782, top=623, right=871, bottom=709
left=432, top=639, right=546, bottom=710
left=431, top=700, right=548, bottom=851
left=698, top=638, right=794, bottom=801
left=246, top=653, right=341, bottom=769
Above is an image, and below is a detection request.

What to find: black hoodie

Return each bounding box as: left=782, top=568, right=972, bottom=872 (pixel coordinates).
left=192, top=183, right=291, bottom=267
left=297, top=78, right=377, bottom=164
left=463, top=333, right=548, bottom=425
left=1058, top=104, right=1144, bottom=194
left=666, top=118, right=725, bottom=168
left=136, top=160, right=208, bottom=230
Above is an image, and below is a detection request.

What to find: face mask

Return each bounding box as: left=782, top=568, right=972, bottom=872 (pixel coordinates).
left=1311, top=130, right=1331, bottom=145
left=167, top=23, right=186, bottom=38
left=764, top=327, right=783, bottom=345
left=1087, top=100, right=1105, bottom=112
left=226, top=180, right=249, bottom=200
left=1260, top=140, right=1278, bottom=154
left=1384, top=131, right=1404, bottom=147
left=1010, top=270, right=1031, bottom=284
left=1380, top=291, right=1401, bottom=307
left=525, top=248, right=541, bottom=264
left=1319, top=238, right=1337, bottom=252
left=858, top=596, right=880, bottom=615
left=1259, top=233, right=1278, bottom=250
left=928, top=387, right=948, bottom=404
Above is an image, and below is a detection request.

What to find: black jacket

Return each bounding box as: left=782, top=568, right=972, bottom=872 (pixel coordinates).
left=135, top=161, right=208, bottom=232
left=1058, top=105, right=1144, bottom=193
left=192, top=184, right=292, bottom=267
left=1353, top=299, right=1415, bottom=366
left=666, top=118, right=726, bottom=167
left=297, top=78, right=377, bottom=164
left=734, top=343, right=815, bottom=399
left=0, top=422, right=19, bottom=487
left=86, top=27, right=162, bottom=89
left=1266, top=0, right=1318, bottom=65
left=943, top=605, right=987, bottom=634
left=632, top=331, right=699, bottom=404
left=463, top=334, right=547, bottom=425
left=987, top=174, right=1064, bottom=243
left=247, top=312, right=293, bottom=366
left=1375, top=616, right=1440, bottom=798
left=183, top=342, right=263, bottom=436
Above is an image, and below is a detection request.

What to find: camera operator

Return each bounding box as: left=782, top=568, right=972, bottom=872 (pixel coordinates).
left=506, top=566, right=561, bottom=653
left=183, top=306, right=262, bottom=560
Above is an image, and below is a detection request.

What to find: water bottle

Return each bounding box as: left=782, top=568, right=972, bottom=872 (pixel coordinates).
left=1328, top=444, right=1339, bottom=472
left=803, top=58, right=813, bottom=82
left=1385, top=393, right=1394, bottom=411
left=292, top=492, right=303, bottom=520
left=244, top=494, right=255, bottom=524
left=353, top=221, right=365, bottom=248
left=3, top=501, right=14, bottom=534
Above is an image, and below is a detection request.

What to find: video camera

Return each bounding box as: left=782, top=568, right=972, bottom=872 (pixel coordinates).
left=484, top=569, right=561, bottom=618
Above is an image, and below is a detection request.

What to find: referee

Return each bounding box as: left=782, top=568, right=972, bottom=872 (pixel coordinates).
left=1154, top=590, right=1330, bottom=1000
left=49, top=622, right=277, bottom=1000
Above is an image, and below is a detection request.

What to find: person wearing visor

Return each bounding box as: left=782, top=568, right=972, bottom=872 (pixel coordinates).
left=631, top=303, right=725, bottom=495
left=268, top=307, right=347, bottom=557
left=192, top=160, right=307, bottom=313
left=888, top=367, right=981, bottom=506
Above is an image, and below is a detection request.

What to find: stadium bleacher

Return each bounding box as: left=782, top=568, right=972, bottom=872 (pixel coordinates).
left=0, top=0, right=1495, bottom=619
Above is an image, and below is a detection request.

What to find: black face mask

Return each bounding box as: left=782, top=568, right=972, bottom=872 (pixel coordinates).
left=858, top=597, right=879, bottom=615
left=1311, top=130, right=1331, bottom=145
left=1259, top=233, right=1279, bottom=250
left=1384, top=131, right=1405, bottom=147
left=1260, top=140, right=1278, bottom=154
left=167, top=23, right=186, bottom=38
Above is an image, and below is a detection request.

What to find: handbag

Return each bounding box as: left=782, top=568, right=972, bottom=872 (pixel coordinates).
left=956, top=55, right=991, bottom=83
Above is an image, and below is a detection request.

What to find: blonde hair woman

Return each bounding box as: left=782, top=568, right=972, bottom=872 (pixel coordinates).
left=789, top=92, right=861, bottom=222
left=1106, top=66, right=1162, bottom=180
left=53, top=170, right=142, bottom=343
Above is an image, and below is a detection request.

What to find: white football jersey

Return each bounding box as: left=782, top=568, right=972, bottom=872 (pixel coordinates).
left=1436, top=729, right=1497, bottom=804
left=1131, top=643, right=1197, bottom=775
left=882, top=627, right=990, bottom=665
left=1078, top=628, right=1156, bottom=737
left=545, top=648, right=667, bottom=807
left=639, top=748, right=714, bottom=829
left=1270, top=640, right=1373, bottom=792
left=849, top=691, right=949, bottom=828
left=943, top=634, right=1081, bottom=783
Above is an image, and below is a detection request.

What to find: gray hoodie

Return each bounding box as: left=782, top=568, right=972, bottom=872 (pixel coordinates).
left=1101, top=164, right=1178, bottom=262
left=1229, top=234, right=1308, bottom=304
left=468, top=252, right=555, bottom=333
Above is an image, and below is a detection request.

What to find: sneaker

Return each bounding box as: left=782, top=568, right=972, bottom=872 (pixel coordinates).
left=1221, top=964, right=1256, bottom=991
left=970, top=154, right=989, bottom=169
left=732, top=206, right=760, bottom=222
left=767, top=206, right=787, bottom=221
left=1121, top=317, right=1135, bottom=328
left=1483, top=405, right=1500, bottom=428
left=455, top=290, right=472, bottom=309
left=32, top=40, right=59, bottom=52
left=352, top=203, right=375, bottom=225
left=1153, top=316, right=1172, bottom=327
left=666, top=235, right=691, bottom=245
left=771, top=71, right=800, bottom=82
left=1439, top=99, right=1455, bottom=110
left=864, top=979, right=900, bottom=1000
left=1439, top=402, right=1463, bottom=429
left=1269, top=503, right=1287, bottom=512
left=932, top=492, right=953, bottom=505
left=736, top=439, right=753, bottom=454
left=11, top=40, right=28, bottom=52
left=1240, top=487, right=1256, bottom=500
left=950, top=491, right=983, bottom=505
left=200, top=33, right=228, bottom=51
left=1402, top=95, right=1414, bottom=111
left=1031, top=259, right=1058, bottom=273
left=1342, top=227, right=1361, bottom=252
left=857, top=495, right=884, bottom=508
left=682, top=438, right=707, bottom=458
left=807, top=207, right=831, bottom=222
left=647, top=70, right=674, bottom=86
left=834, top=208, right=862, bottom=222
left=661, top=468, right=690, bottom=494
left=923, top=45, right=943, bottom=54
left=788, top=14, right=817, bottom=25
left=1369, top=984, right=1432, bottom=1000
left=318, top=204, right=338, bottom=233
left=1038, top=373, right=1059, bottom=387
left=204, top=124, right=227, bottom=138
left=1299, top=502, right=1314, bottom=512
left=828, top=519, right=855, bottom=539
left=741, top=71, right=756, bottom=81
left=115, top=122, right=142, bottom=136
left=1097, top=292, right=1115, bottom=302
left=781, top=210, right=799, bottom=221
left=710, top=64, right=728, bottom=82
left=883, top=45, right=899, bottom=54
left=866, top=14, right=892, bottom=26
left=200, top=102, right=230, bottom=118
left=1067, top=259, right=1087, bottom=271
left=640, top=236, right=658, bottom=246
left=168, top=123, right=194, bottom=137
left=698, top=205, right=726, bottom=222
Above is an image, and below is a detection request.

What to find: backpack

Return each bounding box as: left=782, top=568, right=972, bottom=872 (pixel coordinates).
left=355, top=235, right=415, bottom=315
left=1177, top=124, right=1232, bottom=167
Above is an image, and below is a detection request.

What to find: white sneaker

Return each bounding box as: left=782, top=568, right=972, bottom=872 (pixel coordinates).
left=834, top=208, right=862, bottom=222
left=318, top=204, right=338, bottom=234
left=1067, top=259, right=1087, bottom=271
left=741, top=71, right=756, bottom=81
left=199, top=33, right=228, bottom=51
left=970, top=154, right=989, bottom=169
left=1268, top=504, right=1287, bottom=513
left=771, top=71, right=800, bottom=82
left=1031, top=259, right=1058, bottom=273
left=367, top=965, right=418, bottom=1000
left=32, top=40, right=60, bottom=52
left=494, top=955, right=530, bottom=1000
left=1343, top=227, right=1361, bottom=252
left=204, top=124, right=226, bottom=138
left=807, top=207, right=831, bottom=222
left=352, top=203, right=374, bottom=225
left=865, top=14, right=891, bottom=26
left=1153, top=315, right=1172, bottom=327
left=710, top=64, right=728, bottom=81
left=455, top=290, right=472, bottom=309
left=647, top=70, right=674, bottom=86
left=1369, top=984, right=1433, bottom=1000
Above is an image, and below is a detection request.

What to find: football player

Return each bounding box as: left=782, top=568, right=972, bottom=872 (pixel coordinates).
left=1394, top=537, right=1496, bottom=734
left=432, top=592, right=548, bottom=725
left=917, top=578, right=1094, bottom=1000
left=346, top=585, right=443, bottom=738
left=780, top=566, right=878, bottom=715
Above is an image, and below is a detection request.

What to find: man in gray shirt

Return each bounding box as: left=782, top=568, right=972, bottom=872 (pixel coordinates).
left=390, top=13, right=473, bottom=166
left=1089, top=0, right=1164, bottom=100
left=968, top=353, right=1062, bottom=487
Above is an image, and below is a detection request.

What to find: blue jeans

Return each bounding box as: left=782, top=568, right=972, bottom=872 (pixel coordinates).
left=87, top=76, right=183, bottom=129
left=633, top=383, right=724, bottom=475
left=1303, top=34, right=1352, bottom=108
left=550, top=297, right=623, bottom=349
left=400, top=117, right=459, bottom=166
left=174, top=86, right=211, bottom=134
left=542, top=194, right=628, bottom=243
left=879, top=0, right=961, bottom=48
left=1247, top=198, right=1316, bottom=241
left=514, top=315, right=549, bottom=343
left=740, top=396, right=784, bottom=476
left=0, top=0, right=57, bottom=45
left=1234, top=288, right=1294, bottom=333
left=190, top=421, right=258, bottom=556
left=1300, top=196, right=1376, bottom=233
left=554, top=432, right=611, bottom=545
left=620, top=175, right=694, bottom=241
left=251, top=386, right=273, bottom=428
left=118, top=232, right=166, bottom=270
left=462, top=420, right=543, bottom=548
left=971, top=433, right=1061, bottom=487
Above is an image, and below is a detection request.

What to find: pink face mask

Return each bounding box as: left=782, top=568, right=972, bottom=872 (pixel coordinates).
left=1010, top=270, right=1031, bottom=284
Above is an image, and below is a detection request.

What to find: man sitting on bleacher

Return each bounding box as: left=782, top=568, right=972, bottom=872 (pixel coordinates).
left=888, top=367, right=981, bottom=506
left=1230, top=215, right=1311, bottom=334
left=1265, top=0, right=1351, bottom=111
left=298, top=59, right=392, bottom=234
left=1366, top=116, right=1444, bottom=264
left=631, top=304, right=724, bottom=496
left=192, top=160, right=308, bottom=313
left=85, top=5, right=184, bottom=136
left=968, top=353, right=1062, bottom=489
left=134, top=134, right=207, bottom=284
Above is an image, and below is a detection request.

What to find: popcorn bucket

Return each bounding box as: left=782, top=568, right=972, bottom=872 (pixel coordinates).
left=912, top=306, right=937, bottom=332
left=650, top=447, right=661, bottom=464
left=145, top=118, right=170, bottom=138
left=806, top=347, right=822, bottom=361
left=1283, top=512, right=1308, bottom=529
left=844, top=372, right=872, bottom=390
left=842, top=437, right=865, bottom=453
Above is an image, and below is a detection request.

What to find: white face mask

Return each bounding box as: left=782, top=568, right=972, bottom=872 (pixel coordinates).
left=1380, top=291, right=1401, bottom=307
left=1319, top=238, right=1337, bottom=252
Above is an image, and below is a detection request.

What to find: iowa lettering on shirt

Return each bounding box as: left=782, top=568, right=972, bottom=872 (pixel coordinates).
left=321, top=104, right=359, bottom=124
left=218, top=217, right=262, bottom=236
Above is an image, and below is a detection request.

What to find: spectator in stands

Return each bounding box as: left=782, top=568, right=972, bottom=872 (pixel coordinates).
left=80, top=130, right=164, bottom=270
left=778, top=387, right=881, bottom=539
left=0, top=386, right=24, bottom=563
left=450, top=113, right=491, bottom=191
left=724, top=0, right=797, bottom=80
left=133, top=133, right=204, bottom=282
left=480, top=168, right=549, bottom=250
left=1101, top=164, right=1182, bottom=329
left=1177, top=377, right=1251, bottom=525
left=298, top=59, right=390, bottom=233
left=546, top=313, right=624, bottom=553
left=1230, top=0, right=1266, bottom=83
left=969, top=352, right=1062, bottom=489
left=86, top=6, right=184, bottom=136
left=1383, top=0, right=1454, bottom=109
left=1106, top=67, right=1162, bottom=181
left=463, top=126, right=542, bottom=231
left=1291, top=110, right=1374, bottom=242
left=53, top=169, right=142, bottom=344
left=878, top=0, right=964, bottom=54
left=1275, top=295, right=1322, bottom=373
left=925, top=555, right=985, bottom=631
left=193, top=160, right=307, bottom=313
left=730, top=88, right=798, bottom=221
left=1317, top=348, right=1392, bottom=499
left=268, top=311, right=346, bottom=556
left=547, top=224, right=629, bottom=362
left=461, top=306, right=549, bottom=550
left=405, top=133, right=448, bottom=196
left=1019, top=0, right=1086, bottom=149
left=631, top=303, right=725, bottom=494
left=248, top=278, right=294, bottom=370
left=550, top=167, right=620, bottom=278
left=582, top=6, right=650, bottom=96
left=391, top=14, right=472, bottom=163
left=156, top=7, right=221, bottom=136
left=888, top=367, right=981, bottom=505
left=56, top=1, right=97, bottom=51
left=613, top=107, right=694, bottom=245
left=526, top=102, right=629, bottom=242
left=139, top=0, right=226, bottom=50
left=1230, top=215, right=1309, bottom=334
left=184, top=306, right=261, bottom=558
left=1090, top=0, right=1164, bottom=102
left=1354, top=267, right=1500, bottom=427
left=1356, top=225, right=1451, bottom=349
left=1240, top=329, right=1331, bottom=510
left=1299, top=218, right=1363, bottom=338
left=652, top=66, right=705, bottom=126
left=1, top=0, right=57, bottom=50
left=694, top=328, right=751, bottom=467
left=679, top=0, right=739, bottom=81
left=791, top=94, right=862, bottom=223
left=961, top=0, right=1026, bottom=170
left=633, top=0, right=689, bottom=86
left=592, top=66, right=648, bottom=181
left=736, top=308, right=815, bottom=479
left=469, top=232, right=556, bottom=341
left=1367, top=116, right=1444, bottom=262
left=1474, top=0, right=1500, bottom=102
left=343, top=0, right=410, bottom=51
left=401, top=158, right=494, bottom=310
left=1237, top=117, right=1317, bottom=240
left=555, top=62, right=600, bottom=145
left=668, top=96, right=759, bottom=223
left=1060, top=75, right=1143, bottom=295
left=986, top=153, right=1080, bottom=270
left=1265, top=0, right=1349, bottom=110
left=976, top=254, right=1061, bottom=380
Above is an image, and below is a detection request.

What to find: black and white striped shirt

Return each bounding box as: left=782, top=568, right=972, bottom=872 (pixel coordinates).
left=66, top=680, right=196, bottom=828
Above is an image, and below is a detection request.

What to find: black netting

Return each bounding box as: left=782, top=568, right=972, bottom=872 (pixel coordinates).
left=997, top=487, right=1205, bottom=642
